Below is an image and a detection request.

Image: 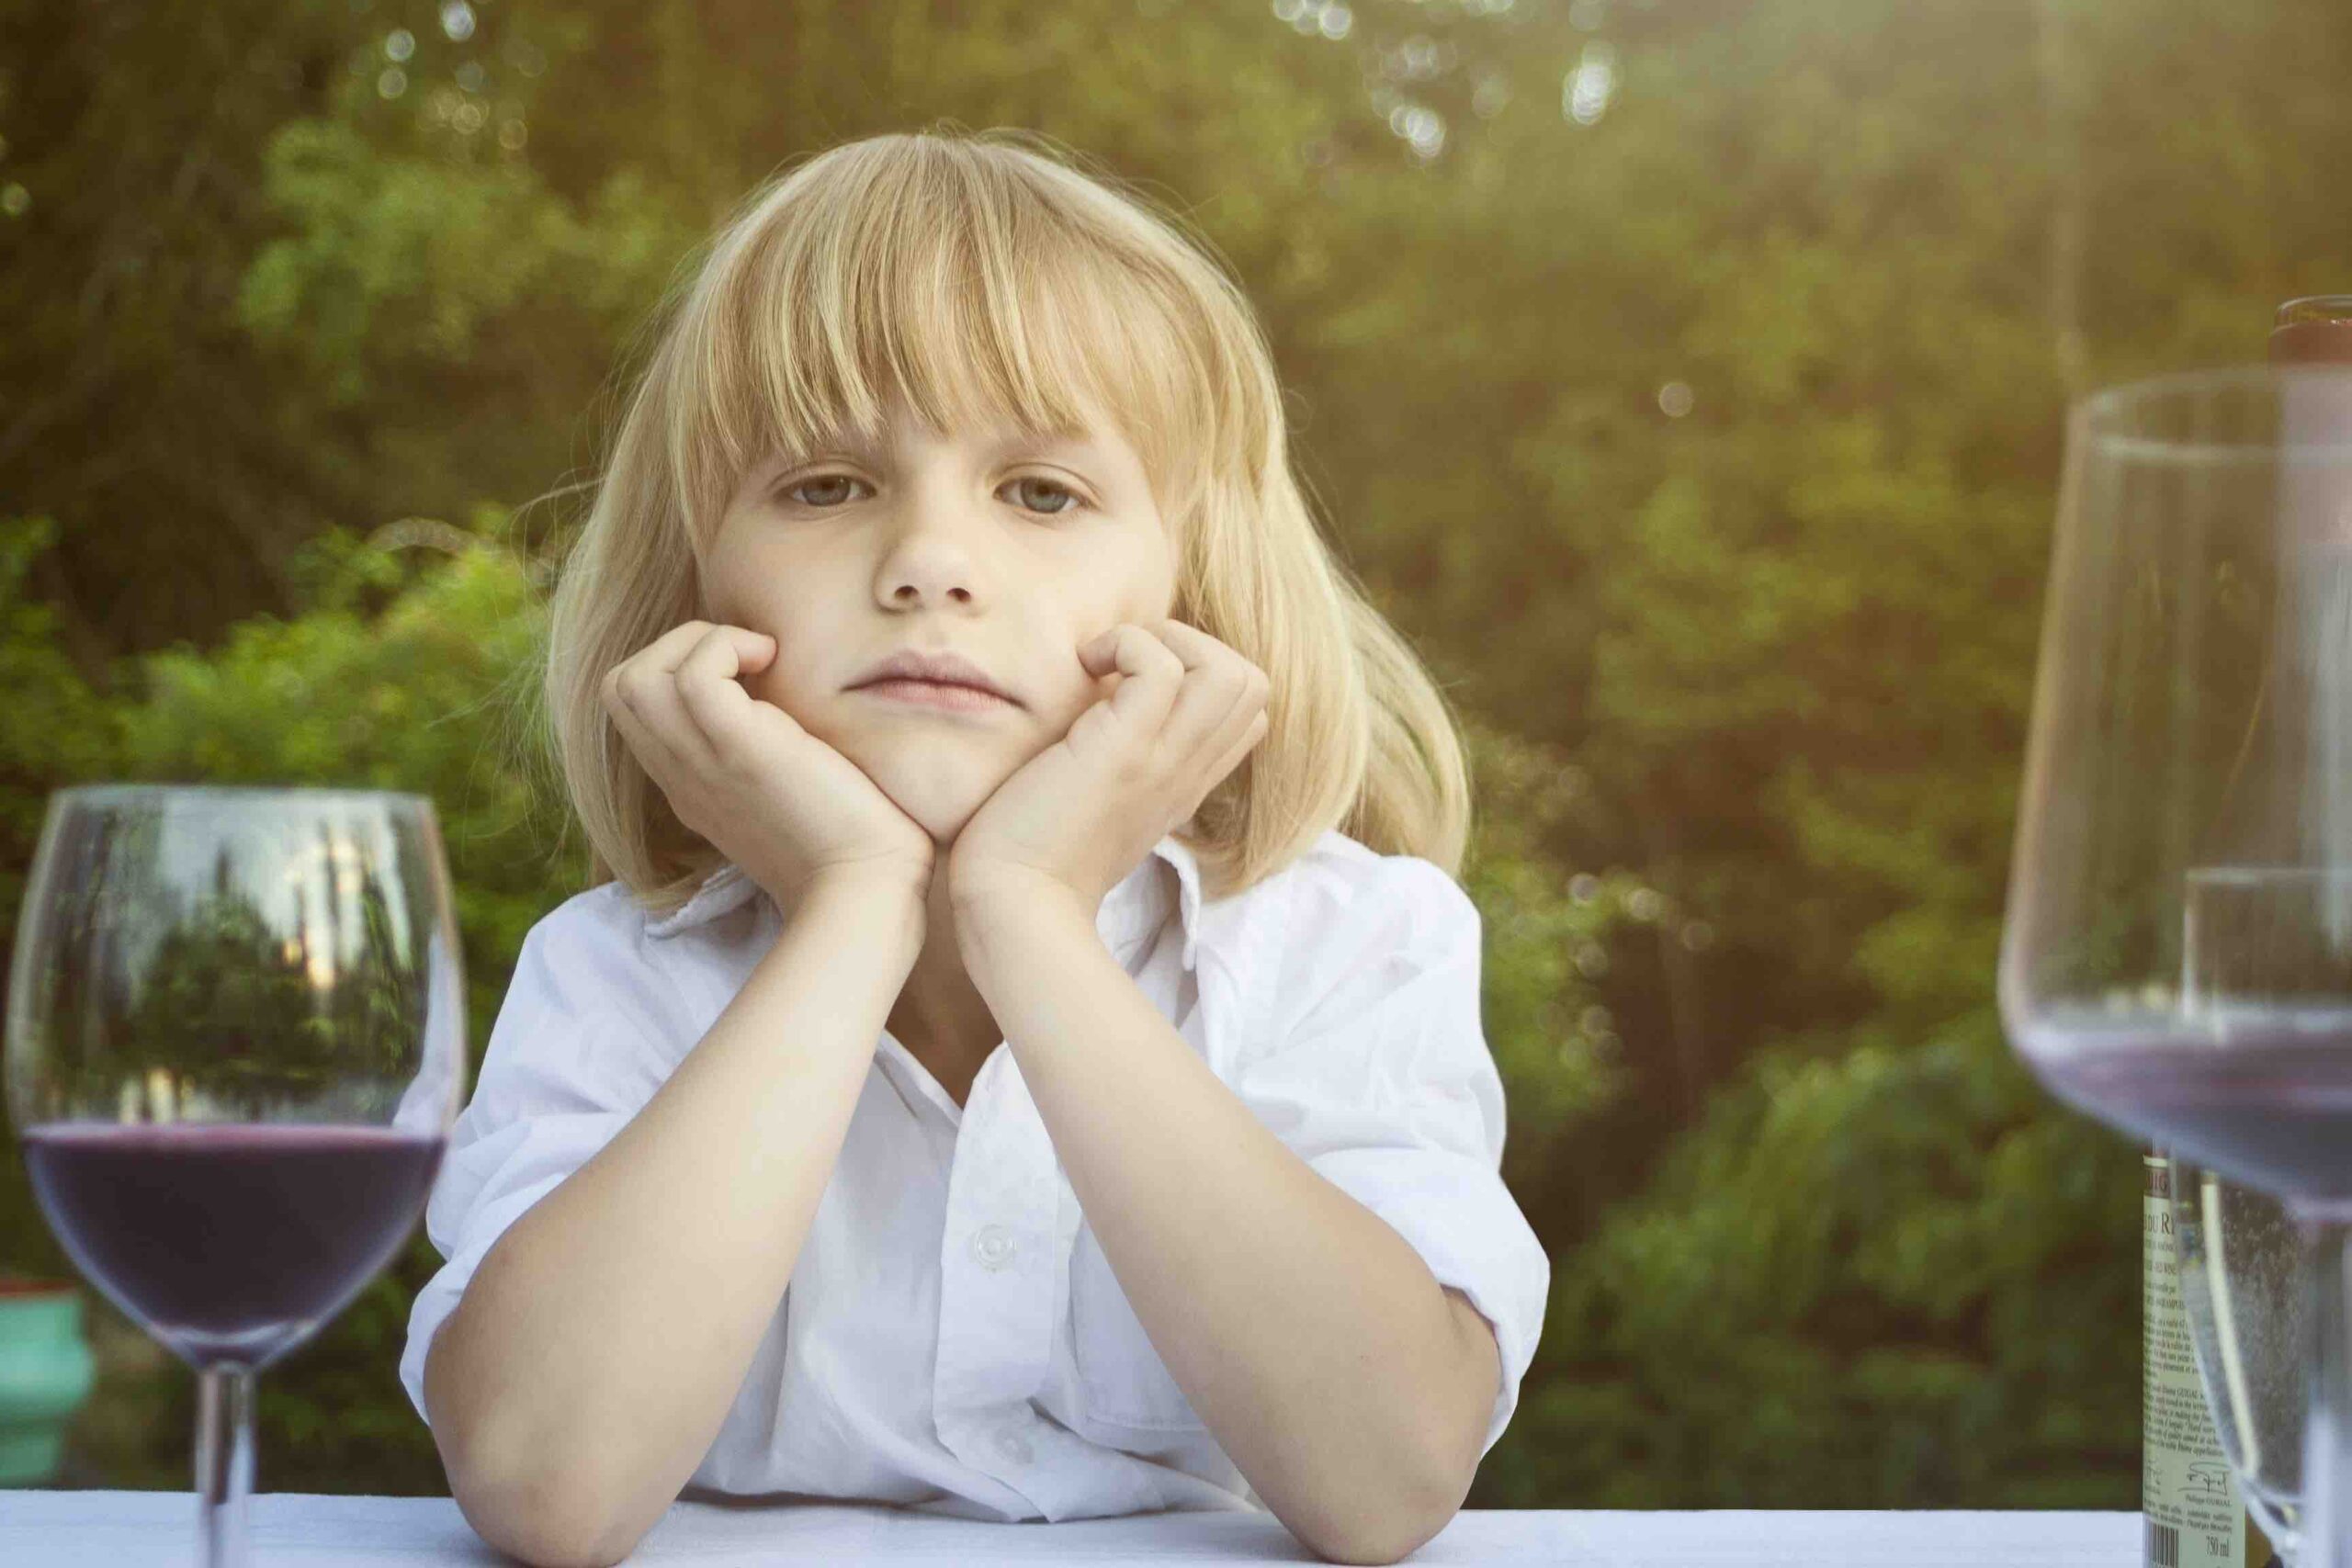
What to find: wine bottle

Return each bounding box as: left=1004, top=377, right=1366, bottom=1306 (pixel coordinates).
left=2138, top=296, right=2352, bottom=1568
left=2143, top=1153, right=2274, bottom=1567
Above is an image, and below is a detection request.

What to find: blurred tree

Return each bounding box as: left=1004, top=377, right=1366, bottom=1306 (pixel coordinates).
left=0, top=0, right=376, bottom=674
left=1447, top=0, right=2349, bottom=1508
left=1495, top=1012, right=2135, bottom=1508
left=5, top=0, right=2351, bottom=1514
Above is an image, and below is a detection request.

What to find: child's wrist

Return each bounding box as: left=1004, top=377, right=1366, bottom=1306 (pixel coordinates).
left=785, top=864, right=928, bottom=931
left=761, top=871, right=927, bottom=980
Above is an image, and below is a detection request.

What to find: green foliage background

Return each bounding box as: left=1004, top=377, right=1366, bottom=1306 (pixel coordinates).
left=2, top=0, right=2345, bottom=1508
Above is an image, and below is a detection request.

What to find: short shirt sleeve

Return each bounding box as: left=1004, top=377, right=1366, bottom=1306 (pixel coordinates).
left=1228, top=850, right=1549, bottom=1461
left=397, top=886, right=692, bottom=1429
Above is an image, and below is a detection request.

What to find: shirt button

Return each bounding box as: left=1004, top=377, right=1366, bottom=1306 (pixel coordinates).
left=971, top=1224, right=1016, bottom=1270
left=997, top=1425, right=1034, bottom=1465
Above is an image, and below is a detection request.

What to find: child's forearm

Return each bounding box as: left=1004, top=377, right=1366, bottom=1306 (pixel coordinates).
left=956, top=882, right=1498, bottom=1567
left=424, top=872, right=925, bottom=1568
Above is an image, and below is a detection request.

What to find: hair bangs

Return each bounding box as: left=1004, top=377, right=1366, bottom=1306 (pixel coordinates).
left=675, top=145, right=1213, bottom=550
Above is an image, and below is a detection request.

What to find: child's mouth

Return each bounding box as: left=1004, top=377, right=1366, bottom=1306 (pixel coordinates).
left=855, top=679, right=1017, bottom=714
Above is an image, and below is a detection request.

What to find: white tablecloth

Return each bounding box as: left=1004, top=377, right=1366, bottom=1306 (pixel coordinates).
left=0, top=1492, right=2143, bottom=1564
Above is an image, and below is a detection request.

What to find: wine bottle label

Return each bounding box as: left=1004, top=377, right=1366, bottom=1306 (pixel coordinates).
left=2144, top=1153, right=2250, bottom=1567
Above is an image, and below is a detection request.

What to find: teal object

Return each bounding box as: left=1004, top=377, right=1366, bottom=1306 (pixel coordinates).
left=0, top=1281, right=96, bottom=1486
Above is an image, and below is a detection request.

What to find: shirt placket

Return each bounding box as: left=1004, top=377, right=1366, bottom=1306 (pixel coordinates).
left=932, top=1041, right=1163, bottom=1519
left=933, top=1036, right=1069, bottom=1499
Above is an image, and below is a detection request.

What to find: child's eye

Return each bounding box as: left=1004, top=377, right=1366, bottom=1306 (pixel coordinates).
left=773, top=473, right=1089, bottom=517
left=777, top=474, right=865, bottom=509
left=1004, top=475, right=1088, bottom=516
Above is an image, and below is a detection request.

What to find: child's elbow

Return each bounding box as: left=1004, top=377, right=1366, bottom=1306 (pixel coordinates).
left=1288, top=1458, right=1469, bottom=1564
left=426, top=1334, right=648, bottom=1567
left=1305, top=1499, right=1461, bottom=1566
left=447, top=1451, right=647, bottom=1568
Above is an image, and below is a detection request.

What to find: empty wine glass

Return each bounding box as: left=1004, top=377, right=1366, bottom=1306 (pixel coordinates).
left=1999, top=365, right=2352, bottom=1566
left=4, top=785, right=467, bottom=1565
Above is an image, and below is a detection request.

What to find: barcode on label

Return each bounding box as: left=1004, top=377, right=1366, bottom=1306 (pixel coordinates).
left=2146, top=1520, right=2180, bottom=1567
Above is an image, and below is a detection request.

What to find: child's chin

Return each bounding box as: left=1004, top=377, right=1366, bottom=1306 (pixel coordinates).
left=865, top=773, right=996, bottom=841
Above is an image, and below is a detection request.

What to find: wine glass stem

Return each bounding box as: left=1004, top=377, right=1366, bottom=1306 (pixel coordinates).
left=197, top=1363, right=256, bottom=1568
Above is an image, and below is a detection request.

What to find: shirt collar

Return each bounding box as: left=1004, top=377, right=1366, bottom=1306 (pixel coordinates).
left=641, top=833, right=1210, bottom=970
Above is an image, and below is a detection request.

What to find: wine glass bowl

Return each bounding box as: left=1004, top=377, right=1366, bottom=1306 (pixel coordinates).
left=4, top=784, right=466, bottom=1564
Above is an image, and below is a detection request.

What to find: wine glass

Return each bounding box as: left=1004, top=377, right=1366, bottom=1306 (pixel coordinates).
left=1999, top=364, right=2352, bottom=1566
left=4, top=785, right=467, bottom=1565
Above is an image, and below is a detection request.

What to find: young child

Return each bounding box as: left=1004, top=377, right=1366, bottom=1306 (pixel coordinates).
left=397, top=127, right=1549, bottom=1565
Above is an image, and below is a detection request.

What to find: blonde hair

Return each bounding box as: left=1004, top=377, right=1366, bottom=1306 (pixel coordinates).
left=538, top=125, right=1472, bottom=919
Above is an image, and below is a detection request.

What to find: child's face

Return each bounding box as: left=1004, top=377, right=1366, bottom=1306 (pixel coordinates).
left=703, top=392, right=1177, bottom=848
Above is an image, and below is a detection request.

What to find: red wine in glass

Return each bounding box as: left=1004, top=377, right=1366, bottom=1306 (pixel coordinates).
left=20, top=1122, right=446, bottom=1368
left=2030, top=1020, right=2352, bottom=1201
left=5, top=785, right=468, bottom=1566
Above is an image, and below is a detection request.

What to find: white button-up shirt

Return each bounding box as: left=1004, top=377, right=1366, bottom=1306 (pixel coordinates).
left=399, top=827, right=1550, bottom=1522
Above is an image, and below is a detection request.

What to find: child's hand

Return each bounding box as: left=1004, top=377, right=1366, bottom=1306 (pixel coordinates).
left=602, top=621, right=936, bottom=908
left=946, top=618, right=1269, bottom=914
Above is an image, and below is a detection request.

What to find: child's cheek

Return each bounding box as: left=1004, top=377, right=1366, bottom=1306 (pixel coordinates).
left=742, top=654, right=794, bottom=713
